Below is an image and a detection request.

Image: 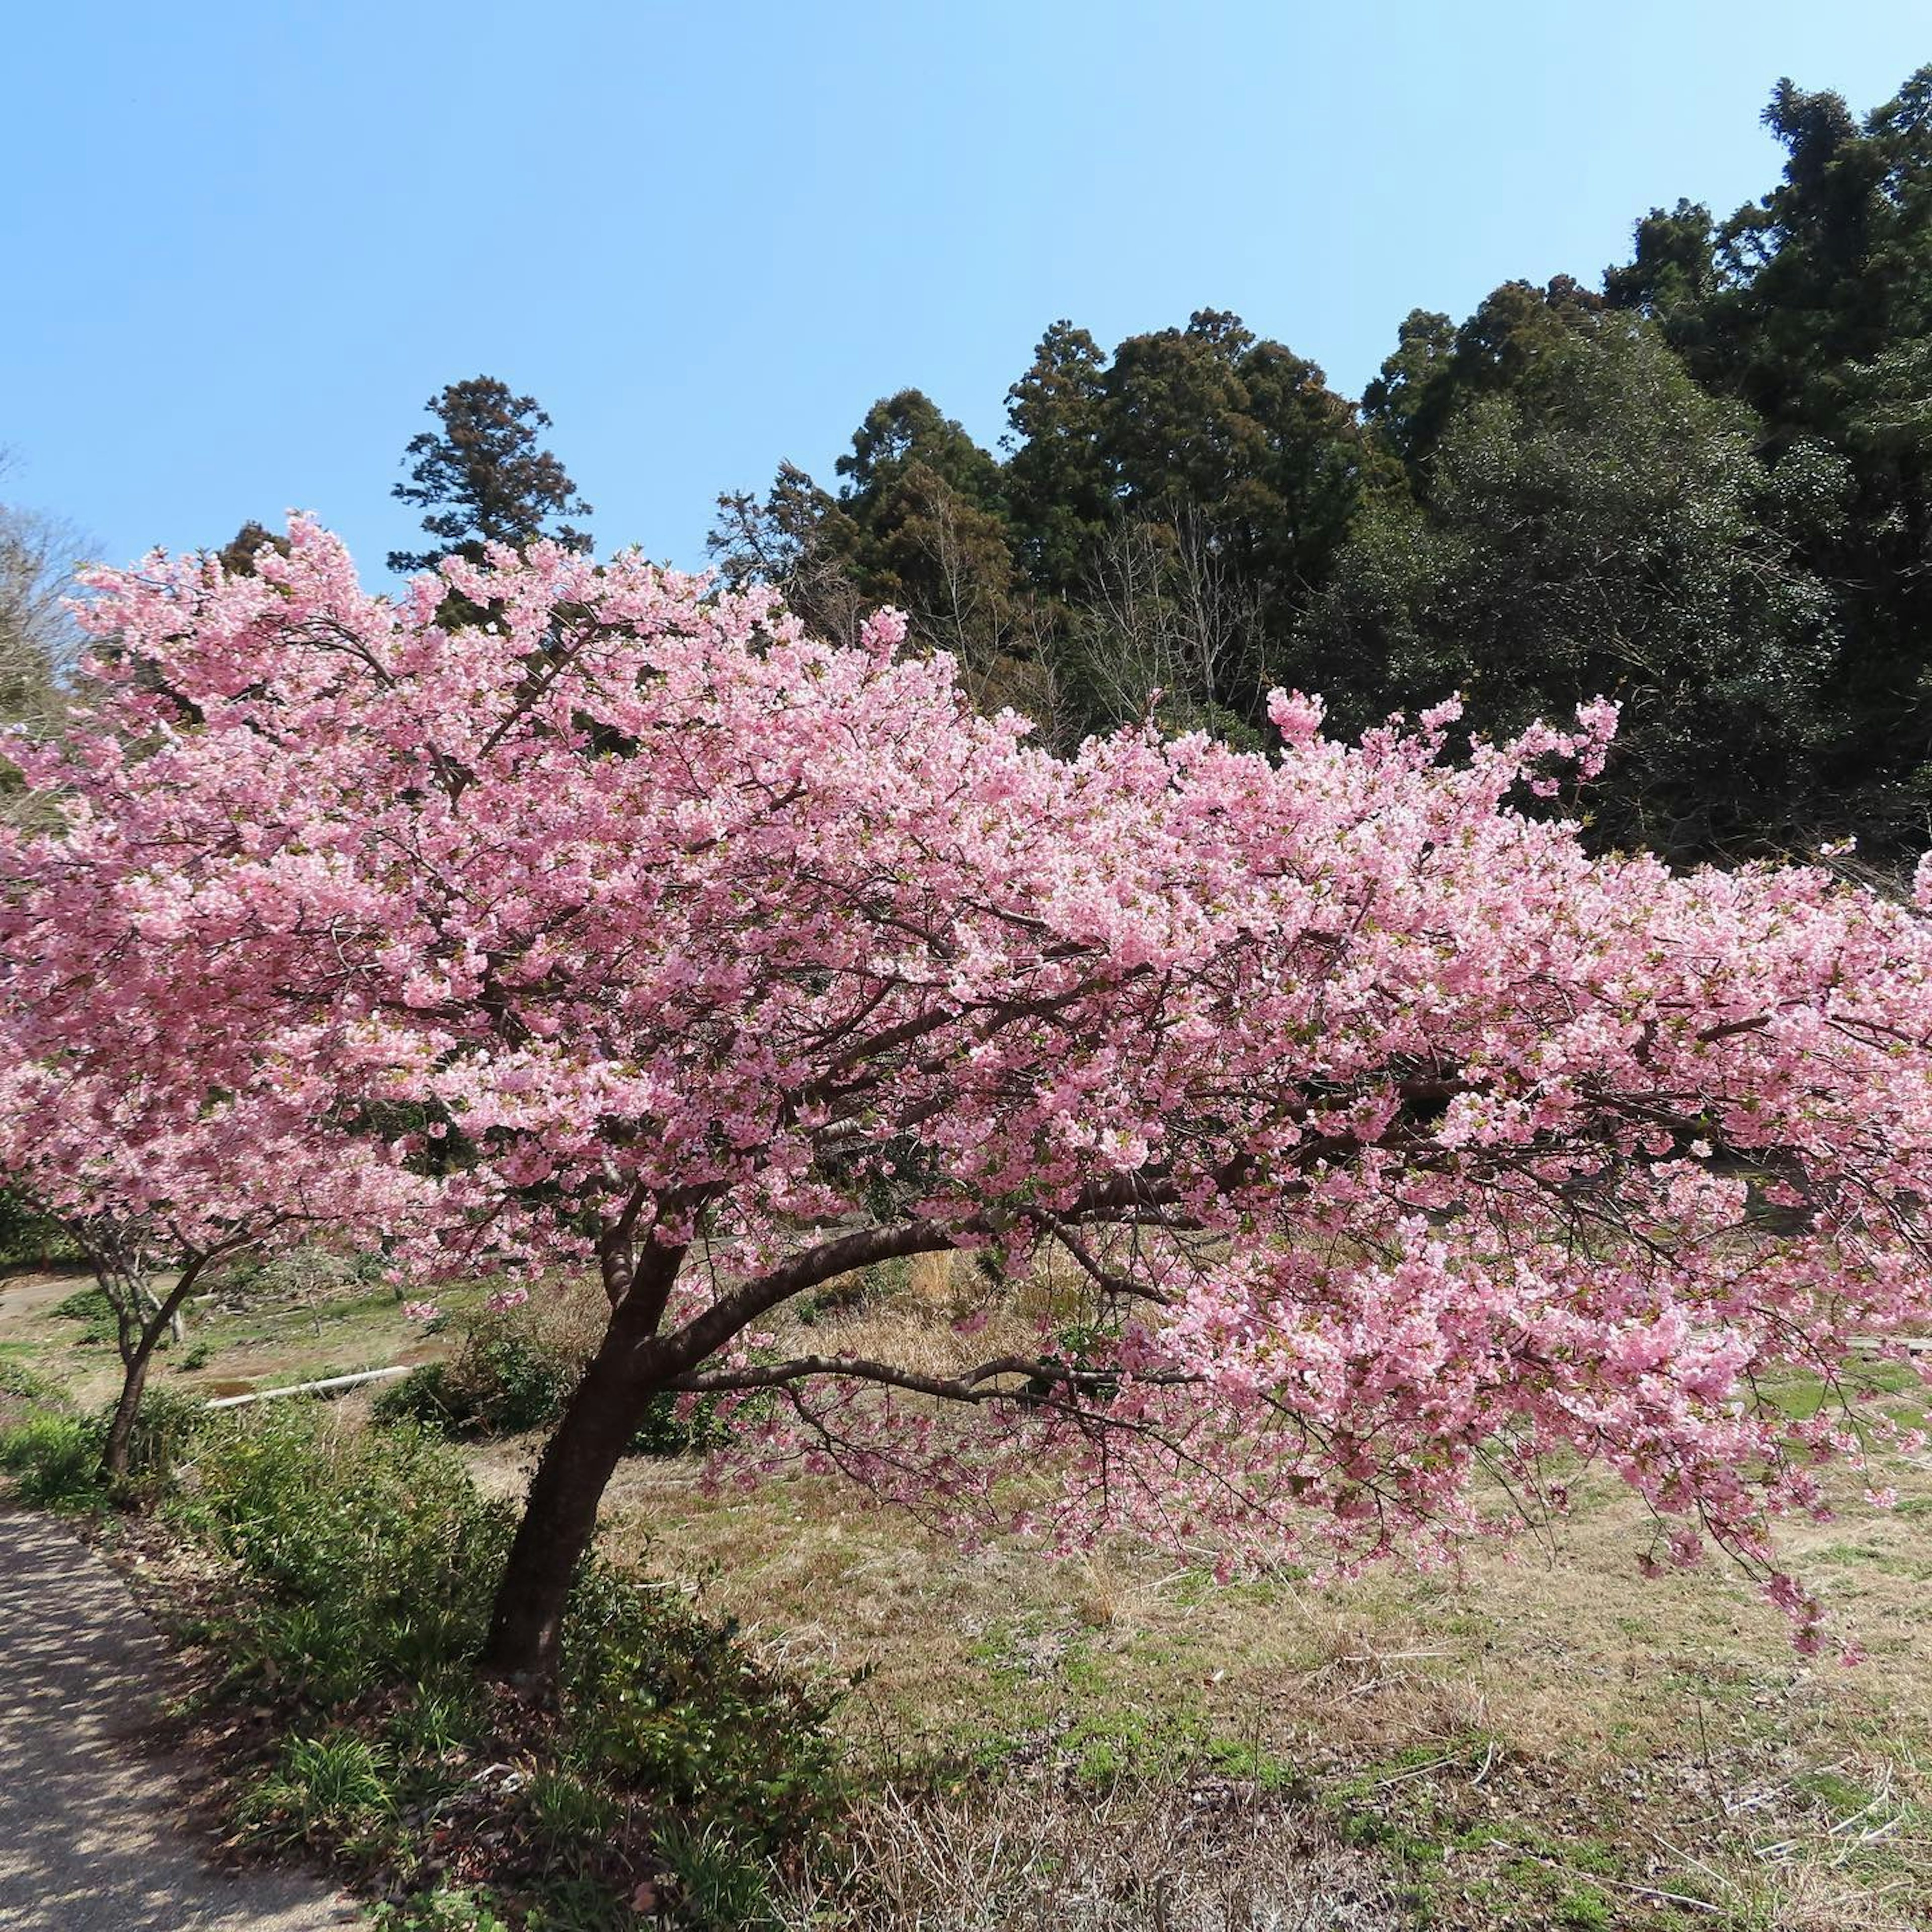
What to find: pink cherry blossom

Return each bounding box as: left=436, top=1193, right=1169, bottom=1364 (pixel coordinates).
left=4, top=517, right=1928, bottom=1670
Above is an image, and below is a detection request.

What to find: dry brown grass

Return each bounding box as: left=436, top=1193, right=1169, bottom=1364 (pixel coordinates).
left=769, top=1778, right=1405, bottom=1930
left=12, top=1255, right=1930, bottom=1927
left=540, top=1285, right=1932, bottom=1931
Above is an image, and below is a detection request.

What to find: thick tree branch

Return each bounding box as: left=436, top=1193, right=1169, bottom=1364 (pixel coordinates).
left=669, top=1351, right=1191, bottom=1402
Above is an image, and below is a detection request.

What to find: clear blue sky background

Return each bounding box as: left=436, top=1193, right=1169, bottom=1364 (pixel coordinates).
left=3, top=2, right=1926, bottom=583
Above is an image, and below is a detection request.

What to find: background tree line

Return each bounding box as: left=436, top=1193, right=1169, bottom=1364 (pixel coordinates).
left=10, top=68, right=1929, bottom=869
left=709, top=66, right=1932, bottom=866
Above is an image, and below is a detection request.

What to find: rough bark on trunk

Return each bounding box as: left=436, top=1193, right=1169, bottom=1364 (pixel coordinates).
left=99, top=1344, right=158, bottom=1485
left=479, top=1330, right=669, bottom=1688
left=480, top=1247, right=686, bottom=1691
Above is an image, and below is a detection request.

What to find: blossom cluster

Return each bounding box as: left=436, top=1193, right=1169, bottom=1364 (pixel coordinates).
left=5, top=518, right=1929, bottom=1645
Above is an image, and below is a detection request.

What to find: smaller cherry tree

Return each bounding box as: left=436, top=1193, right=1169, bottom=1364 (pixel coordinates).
left=0, top=1059, right=427, bottom=1483
left=7, top=519, right=1931, bottom=1685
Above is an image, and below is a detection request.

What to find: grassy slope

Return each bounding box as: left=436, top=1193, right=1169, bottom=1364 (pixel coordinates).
left=562, top=1297, right=1932, bottom=1931
left=6, top=1262, right=1929, bottom=1929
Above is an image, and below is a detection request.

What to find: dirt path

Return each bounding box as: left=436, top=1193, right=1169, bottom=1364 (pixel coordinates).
left=0, top=1511, right=363, bottom=1931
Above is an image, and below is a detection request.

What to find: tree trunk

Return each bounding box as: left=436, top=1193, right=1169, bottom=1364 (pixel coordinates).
left=479, top=1324, right=667, bottom=1690
left=100, top=1263, right=203, bottom=1487
left=100, top=1324, right=165, bottom=1485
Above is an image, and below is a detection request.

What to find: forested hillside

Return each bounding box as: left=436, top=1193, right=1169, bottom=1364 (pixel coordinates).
left=711, top=68, right=1932, bottom=865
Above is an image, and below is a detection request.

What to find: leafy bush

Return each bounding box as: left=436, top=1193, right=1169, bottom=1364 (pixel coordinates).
left=371, top=1298, right=776, bottom=1461
left=371, top=1312, right=573, bottom=1440
left=371, top=1891, right=512, bottom=1932
left=0, top=1385, right=204, bottom=1510
left=368, top=1360, right=457, bottom=1429
left=564, top=1558, right=844, bottom=1845
left=0, top=1186, right=78, bottom=1269
left=167, top=1410, right=846, bottom=1927
left=120, top=1384, right=205, bottom=1481
left=177, top=1411, right=507, bottom=1706
left=627, top=1387, right=753, bottom=1458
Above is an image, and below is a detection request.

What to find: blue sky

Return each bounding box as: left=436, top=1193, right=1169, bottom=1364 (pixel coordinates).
left=3, top=2, right=1926, bottom=583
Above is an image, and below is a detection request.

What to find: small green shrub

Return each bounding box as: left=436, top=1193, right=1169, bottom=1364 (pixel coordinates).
left=565, top=1558, right=846, bottom=1847
left=236, top=1730, right=397, bottom=1851
left=113, top=1385, right=205, bottom=1492
left=0, top=1355, right=62, bottom=1426
left=367, top=1302, right=775, bottom=1461
left=523, top=1769, right=619, bottom=1852
left=653, top=1818, right=781, bottom=1929
left=0, top=1188, right=79, bottom=1268
left=627, top=1387, right=750, bottom=1457
left=368, top=1360, right=458, bottom=1431
left=162, top=1410, right=845, bottom=1927
left=1, top=1381, right=205, bottom=1511
left=0, top=1356, right=54, bottom=1395
left=176, top=1411, right=509, bottom=1707
left=370, top=1314, right=572, bottom=1440
left=371, top=1891, right=512, bottom=1932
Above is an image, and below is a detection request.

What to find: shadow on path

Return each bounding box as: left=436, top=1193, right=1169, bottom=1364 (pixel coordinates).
left=0, top=1510, right=362, bottom=1930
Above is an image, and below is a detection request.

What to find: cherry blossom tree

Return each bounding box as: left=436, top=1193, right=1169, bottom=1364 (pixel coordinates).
left=5, top=518, right=1929, bottom=1685
left=0, top=1064, right=428, bottom=1484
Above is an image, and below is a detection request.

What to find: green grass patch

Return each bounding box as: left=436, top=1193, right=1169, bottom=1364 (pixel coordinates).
left=0, top=1414, right=108, bottom=1511
left=49, top=1284, right=119, bottom=1347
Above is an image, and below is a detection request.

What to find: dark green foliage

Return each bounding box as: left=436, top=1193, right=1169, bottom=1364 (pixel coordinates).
left=389, top=376, right=592, bottom=576
left=1002, top=318, right=1113, bottom=593
left=212, top=520, right=293, bottom=577
left=1605, top=65, right=1932, bottom=855
left=370, top=1305, right=766, bottom=1459
left=1091, top=309, right=1365, bottom=623
left=625, top=1387, right=750, bottom=1459
left=165, top=1412, right=845, bottom=1928
left=371, top=1316, right=573, bottom=1440
left=1311, top=302, right=1844, bottom=854
left=715, top=309, right=1366, bottom=742
left=712, top=65, right=1932, bottom=866
left=0, top=1186, right=78, bottom=1269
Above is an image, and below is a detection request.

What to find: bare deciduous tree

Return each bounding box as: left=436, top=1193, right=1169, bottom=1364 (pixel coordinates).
left=0, top=459, right=89, bottom=734
left=1071, top=513, right=1268, bottom=736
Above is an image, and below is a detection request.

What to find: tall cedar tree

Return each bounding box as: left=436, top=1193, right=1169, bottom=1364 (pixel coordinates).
left=389, top=377, right=592, bottom=574
left=709, top=69, right=1931, bottom=863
